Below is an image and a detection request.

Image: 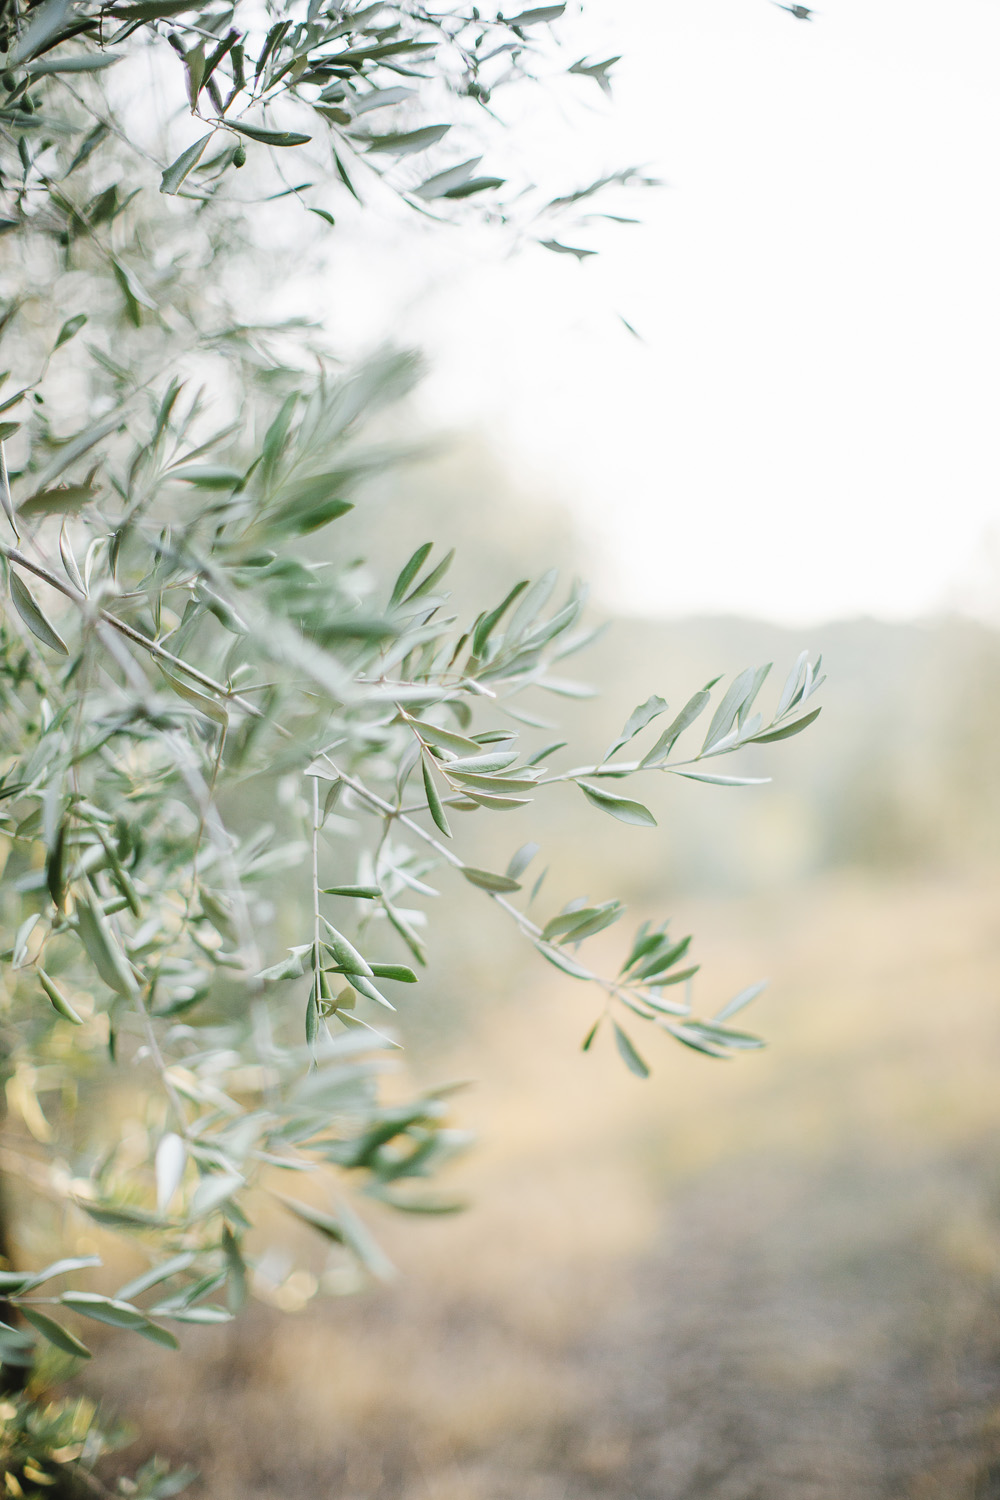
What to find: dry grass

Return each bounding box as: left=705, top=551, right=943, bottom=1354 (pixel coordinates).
left=82, top=868, right=1000, bottom=1498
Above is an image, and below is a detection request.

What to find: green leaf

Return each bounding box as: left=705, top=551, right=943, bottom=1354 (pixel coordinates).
left=449, top=771, right=536, bottom=795
left=32, top=413, right=121, bottom=491
left=774, top=650, right=809, bottom=719
left=75, top=896, right=137, bottom=996
left=160, top=133, right=213, bottom=195
left=713, top=980, right=767, bottom=1023
left=9, top=570, right=67, bottom=653
left=46, top=821, right=66, bottom=910
left=640, top=690, right=711, bottom=765
left=533, top=941, right=592, bottom=980
left=634, top=934, right=692, bottom=981
left=154, top=1305, right=231, bottom=1324
left=421, top=755, right=451, bottom=838
left=548, top=900, right=623, bottom=944
left=647, top=963, right=699, bottom=988
left=189, top=1172, right=243, bottom=1220
left=20, top=1256, right=101, bottom=1290
left=255, top=946, right=310, bottom=983
left=579, top=782, right=656, bottom=827
left=116, top=1252, right=197, bottom=1302
left=613, top=1021, right=650, bottom=1078
left=389, top=542, right=433, bottom=605
left=278, top=1196, right=343, bottom=1241
left=447, top=750, right=520, bottom=773
left=702, top=667, right=756, bottom=752
left=332, top=146, right=361, bottom=202
left=38, top=968, right=83, bottom=1025
left=669, top=771, right=770, bottom=786
left=54, top=313, right=87, bottom=349
left=19, top=483, right=94, bottom=518
left=747, top=707, right=822, bottom=743
left=12, top=913, right=40, bottom=969
left=320, top=921, right=373, bottom=978
left=604, top=694, right=668, bottom=761
left=663, top=1023, right=730, bottom=1059
left=269, top=470, right=358, bottom=531
left=158, top=666, right=229, bottom=727
left=111, top=258, right=157, bottom=319
left=10, top=0, right=75, bottom=65
left=465, top=791, right=530, bottom=811
left=539, top=239, right=597, bottom=260
left=461, top=866, right=521, bottom=894
left=507, top=4, right=566, bottom=22
left=470, top=580, right=530, bottom=658
left=443, top=176, right=506, bottom=199
left=77, top=1201, right=162, bottom=1228
left=349, top=973, right=395, bottom=1012
left=321, top=885, right=381, bottom=899
left=414, top=157, right=481, bottom=200
left=60, top=1292, right=150, bottom=1329
left=19, top=1307, right=91, bottom=1358
left=568, top=54, right=620, bottom=95
left=683, top=1020, right=765, bottom=1051
left=28, top=53, right=122, bottom=74
left=383, top=900, right=426, bottom=966
left=404, top=717, right=480, bottom=755
left=368, top=963, right=417, bottom=983
left=228, top=122, right=312, bottom=148
left=364, top=124, right=450, bottom=156
left=581, top=1018, right=601, bottom=1051
left=370, top=1189, right=466, bottom=1214
left=305, top=991, right=320, bottom=1051
left=506, top=841, right=540, bottom=880
left=106, top=0, right=201, bottom=16
left=169, top=464, right=242, bottom=487
left=542, top=901, right=619, bottom=943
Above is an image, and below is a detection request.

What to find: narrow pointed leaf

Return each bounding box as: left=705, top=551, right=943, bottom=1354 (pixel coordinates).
left=421, top=756, right=451, bottom=838
left=19, top=1308, right=91, bottom=1359
left=228, top=122, right=312, bottom=147
left=461, top=866, right=521, bottom=894
left=160, top=132, right=212, bottom=194
left=579, top=782, right=656, bottom=828
left=640, top=691, right=711, bottom=765
left=747, top=708, right=821, bottom=743
left=613, top=1021, right=650, bottom=1078
left=9, top=571, right=67, bottom=653
left=604, top=694, right=668, bottom=761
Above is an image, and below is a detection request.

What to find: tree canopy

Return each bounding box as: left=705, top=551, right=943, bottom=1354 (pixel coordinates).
left=0, top=0, right=821, bottom=1492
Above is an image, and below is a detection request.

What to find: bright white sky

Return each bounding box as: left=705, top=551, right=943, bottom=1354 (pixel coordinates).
left=329, top=1, right=1000, bottom=625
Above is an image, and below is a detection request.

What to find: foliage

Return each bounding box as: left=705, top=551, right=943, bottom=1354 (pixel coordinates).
left=0, top=0, right=821, bottom=1488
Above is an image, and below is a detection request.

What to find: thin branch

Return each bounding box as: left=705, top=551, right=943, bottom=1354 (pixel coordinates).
left=0, top=539, right=269, bottom=721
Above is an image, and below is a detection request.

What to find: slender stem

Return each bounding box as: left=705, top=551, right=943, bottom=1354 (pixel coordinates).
left=311, top=773, right=322, bottom=1003
left=0, top=539, right=269, bottom=721
left=0, top=440, right=17, bottom=541
left=324, top=760, right=633, bottom=1010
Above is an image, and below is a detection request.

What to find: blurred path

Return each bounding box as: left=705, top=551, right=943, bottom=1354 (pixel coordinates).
left=85, top=874, right=1000, bottom=1500
left=575, top=1148, right=1000, bottom=1500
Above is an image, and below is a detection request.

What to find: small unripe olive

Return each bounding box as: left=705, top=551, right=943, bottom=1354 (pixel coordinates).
left=233, top=143, right=246, bottom=168
left=19, top=94, right=33, bottom=114
left=1, top=72, right=16, bottom=92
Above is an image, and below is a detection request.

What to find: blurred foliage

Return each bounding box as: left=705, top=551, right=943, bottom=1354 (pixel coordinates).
left=0, top=0, right=822, bottom=1489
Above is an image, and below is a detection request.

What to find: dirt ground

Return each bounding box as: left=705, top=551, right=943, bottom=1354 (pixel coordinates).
left=85, top=871, right=1000, bottom=1499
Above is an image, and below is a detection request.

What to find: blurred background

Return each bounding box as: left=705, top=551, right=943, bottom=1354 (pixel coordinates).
left=82, top=2, right=1000, bottom=1495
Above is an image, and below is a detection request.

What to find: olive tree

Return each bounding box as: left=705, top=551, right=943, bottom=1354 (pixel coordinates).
left=0, top=0, right=821, bottom=1491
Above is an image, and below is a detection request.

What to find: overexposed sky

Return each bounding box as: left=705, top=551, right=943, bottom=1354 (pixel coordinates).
left=331, top=1, right=1000, bottom=625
